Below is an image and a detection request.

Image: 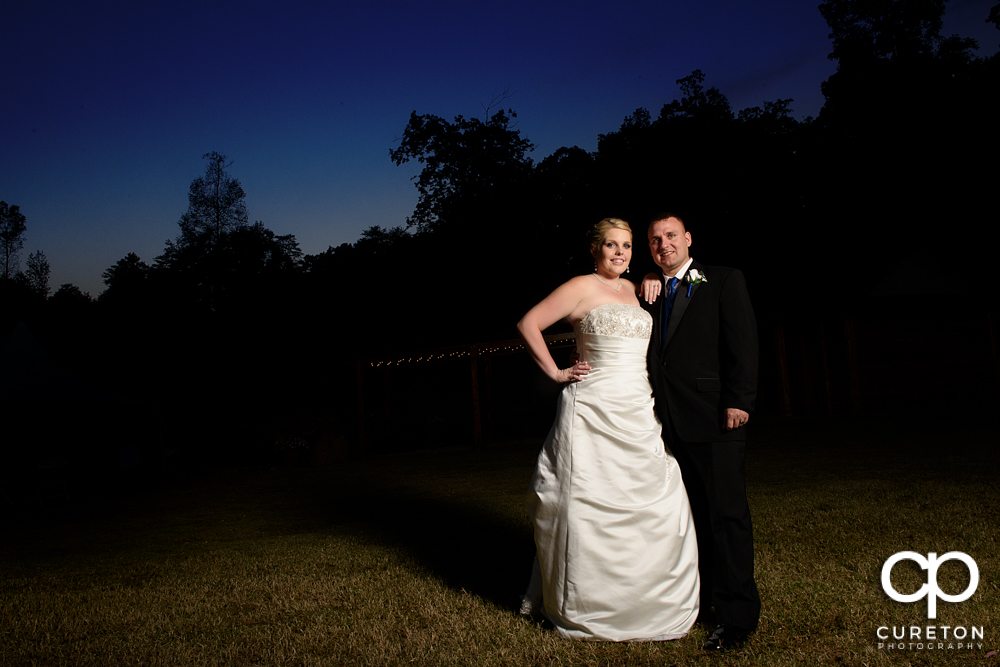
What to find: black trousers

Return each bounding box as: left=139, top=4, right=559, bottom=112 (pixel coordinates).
left=665, top=423, right=761, bottom=632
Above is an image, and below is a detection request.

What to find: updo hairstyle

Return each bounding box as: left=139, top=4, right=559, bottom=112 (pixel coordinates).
left=588, top=218, right=632, bottom=256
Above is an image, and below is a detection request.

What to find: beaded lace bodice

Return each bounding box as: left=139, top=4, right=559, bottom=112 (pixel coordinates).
left=576, top=303, right=652, bottom=340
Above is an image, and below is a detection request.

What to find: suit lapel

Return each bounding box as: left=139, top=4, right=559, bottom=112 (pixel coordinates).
left=662, top=261, right=703, bottom=351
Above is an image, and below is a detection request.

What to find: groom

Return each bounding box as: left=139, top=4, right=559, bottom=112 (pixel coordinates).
left=641, top=212, right=761, bottom=651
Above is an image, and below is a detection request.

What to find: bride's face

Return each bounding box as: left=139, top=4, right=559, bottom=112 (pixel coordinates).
left=593, top=228, right=632, bottom=277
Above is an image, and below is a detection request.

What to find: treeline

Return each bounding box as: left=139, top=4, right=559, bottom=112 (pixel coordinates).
left=2, top=0, right=998, bottom=414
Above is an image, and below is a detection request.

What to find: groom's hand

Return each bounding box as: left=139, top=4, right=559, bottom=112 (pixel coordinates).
left=724, top=408, right=749, bottom=431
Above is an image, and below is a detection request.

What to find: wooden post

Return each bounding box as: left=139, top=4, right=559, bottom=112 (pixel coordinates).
left=471, top=346, right=482, bottom=448
left=798, top=328, right=814, bottom=415
left=845, top=317, right=862, bottom=413
left=482, top=352, right=494, bottom=437
left=356, top=359, right=366, bottom=460
left=384, top=366, right=392, bottom=440
left=988, top=311, right=1000, bottom=406
left=819, top=322, right=834, bottom=413
left=775, top=324, right=792, bottom=416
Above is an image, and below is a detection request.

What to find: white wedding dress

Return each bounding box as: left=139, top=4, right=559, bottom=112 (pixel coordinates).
left=521, top=302, right=700, bottom=641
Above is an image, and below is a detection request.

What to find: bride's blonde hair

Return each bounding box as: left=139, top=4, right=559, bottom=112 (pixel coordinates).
left=588, top=218, right=632, bottom=256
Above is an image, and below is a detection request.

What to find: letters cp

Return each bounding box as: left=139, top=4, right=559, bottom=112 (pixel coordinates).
left=881, top=551, right=979, bottom=619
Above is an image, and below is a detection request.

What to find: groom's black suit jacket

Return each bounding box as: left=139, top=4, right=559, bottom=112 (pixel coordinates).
left=643, top=260, right=762, bottom=631
left=642, top=260, right=758, bottom=443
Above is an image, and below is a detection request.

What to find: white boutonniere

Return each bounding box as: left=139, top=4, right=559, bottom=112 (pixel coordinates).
left=684, top=269, right=707, bottom=297
left=686, top=269, right=707, bottom=284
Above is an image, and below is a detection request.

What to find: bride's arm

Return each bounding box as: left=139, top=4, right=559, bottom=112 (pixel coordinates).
left=517, top=277, right=592, bottom=384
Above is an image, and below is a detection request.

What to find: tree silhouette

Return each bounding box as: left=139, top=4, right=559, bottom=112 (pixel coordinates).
left=526, top=145, right=599, bottom=275
left=390, top=108, right=534, bottom=232
left=737, top=98, right=798, bottom=130
left=819, top=0, right=946, bottom=65
left=0, top=201, right=27, bottom=280
left=210, top=222, right=302, bottom=309
left=156, top=152, right=249, bottom=285
left=100, top=251, right=150, bottom=304
left=177, top=151, right=249, bottom=248
left=587, top=69, right=800, bottom=268
left=809, top=0, right=996, bottom=295
left=25, top=250, right=50, bottom=297
left=818, top=0, right=980, bottom=128
left=49, top=283, right=92, bottom=306
left=152, top=153, right=304, bottom=313
left=657, top=70, right=735, bottom=123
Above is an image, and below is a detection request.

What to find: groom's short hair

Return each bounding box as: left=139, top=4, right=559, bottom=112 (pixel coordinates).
left=648, top=212, right=686, bottom=232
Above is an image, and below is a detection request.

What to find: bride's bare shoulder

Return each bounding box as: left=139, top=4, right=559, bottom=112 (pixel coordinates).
left=552, top=274, right=598, bottom=295
left=568, top=274, right=597, bottom=286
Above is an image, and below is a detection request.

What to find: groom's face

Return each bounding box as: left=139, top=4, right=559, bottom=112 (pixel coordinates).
left=648, top=217, right=691, bottom=276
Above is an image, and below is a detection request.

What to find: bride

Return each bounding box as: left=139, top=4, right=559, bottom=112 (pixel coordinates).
left=516, top=218, right=699, bottom=641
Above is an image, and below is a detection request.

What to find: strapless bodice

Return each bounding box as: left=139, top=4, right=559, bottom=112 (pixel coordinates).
left=576, top=302, right=652, bottom=340
left=574, top=303, right=651, bottom=373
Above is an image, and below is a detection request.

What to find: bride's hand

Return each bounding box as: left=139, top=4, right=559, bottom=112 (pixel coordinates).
left=639, top=273, right=661, bottom=303
left=554, top=361, right=592, bottom=383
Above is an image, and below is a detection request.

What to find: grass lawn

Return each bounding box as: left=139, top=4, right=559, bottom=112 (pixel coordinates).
left=1, top=413, right=998, bottom=666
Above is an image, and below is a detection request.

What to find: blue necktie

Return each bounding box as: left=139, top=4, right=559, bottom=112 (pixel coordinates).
left=661, top=276, right=679, bottom=334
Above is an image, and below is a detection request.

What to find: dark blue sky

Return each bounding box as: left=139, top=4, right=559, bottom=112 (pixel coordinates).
left=3, top=0, right=996, bottom=296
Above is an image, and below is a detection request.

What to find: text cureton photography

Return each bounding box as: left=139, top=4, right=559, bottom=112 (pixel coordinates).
left=876, top=551, right=986, bottom=652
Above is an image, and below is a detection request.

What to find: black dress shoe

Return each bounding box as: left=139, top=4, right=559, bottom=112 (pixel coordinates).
left=702, top=624, right=751, bottom=651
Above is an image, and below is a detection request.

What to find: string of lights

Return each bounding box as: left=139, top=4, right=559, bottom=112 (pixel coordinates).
left=365, top=333, right=577, bottom=368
